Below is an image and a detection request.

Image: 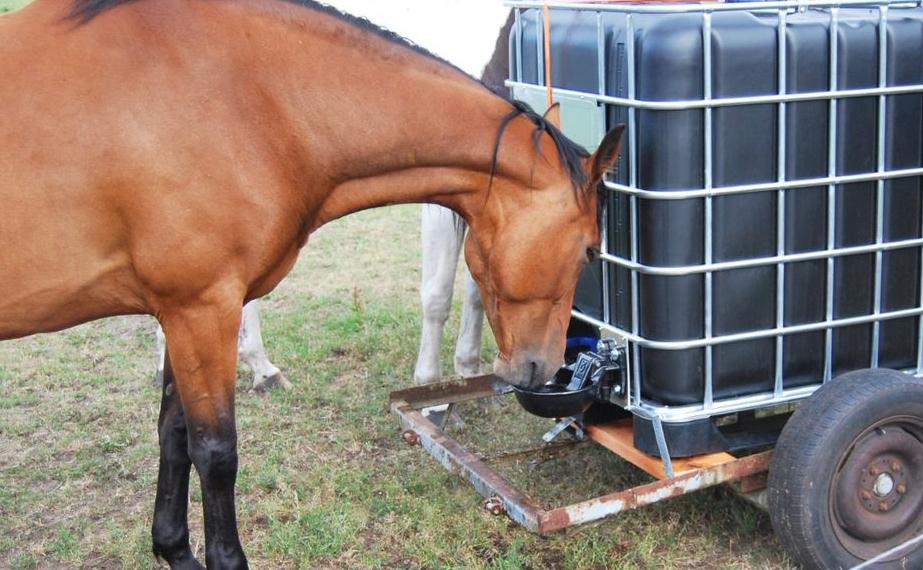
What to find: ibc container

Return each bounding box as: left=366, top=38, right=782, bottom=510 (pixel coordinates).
left=511, top=2, right=923, bottom=454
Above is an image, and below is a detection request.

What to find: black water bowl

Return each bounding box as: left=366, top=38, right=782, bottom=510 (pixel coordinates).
left=512, top=369, right=594, bottom=418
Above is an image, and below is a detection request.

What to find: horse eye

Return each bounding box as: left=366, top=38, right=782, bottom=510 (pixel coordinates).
left=586, top=247, right=599, bottom=263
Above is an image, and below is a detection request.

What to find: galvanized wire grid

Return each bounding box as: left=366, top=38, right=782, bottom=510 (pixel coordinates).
left=507, top=0, right=923, bottom=422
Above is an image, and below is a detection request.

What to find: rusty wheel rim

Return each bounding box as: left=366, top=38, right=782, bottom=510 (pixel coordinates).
left=830, top=415, right=923, bottom=561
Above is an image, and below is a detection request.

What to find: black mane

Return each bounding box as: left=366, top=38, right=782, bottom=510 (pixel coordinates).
left=69, top=0, right=591, bottom=193
left=491, top=101, right=590, bottom=193
left=68, top=0, right=137, bottom=22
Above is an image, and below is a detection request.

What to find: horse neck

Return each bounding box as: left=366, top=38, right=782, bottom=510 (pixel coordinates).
left=307, top=86, right=516, bottom=229
left=233, top=2, right=547, bottom=229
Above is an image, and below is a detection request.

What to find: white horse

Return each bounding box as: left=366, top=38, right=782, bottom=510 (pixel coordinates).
left=153, top=3, right=511, bottom=389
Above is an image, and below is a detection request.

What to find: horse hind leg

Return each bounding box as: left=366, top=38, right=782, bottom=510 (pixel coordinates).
left=237, top=300, right=290, bottom=392
left=151, top=347, right=204, bottom=570
left=160, top=299, right=248, bottom=570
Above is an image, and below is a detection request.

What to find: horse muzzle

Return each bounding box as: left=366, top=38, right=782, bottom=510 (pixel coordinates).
left=493, top=352, right=557, bottom=388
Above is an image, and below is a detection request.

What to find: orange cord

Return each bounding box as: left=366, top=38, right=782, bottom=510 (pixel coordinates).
left=540, top=0, right=718, bottom=109
left=543, top=3, right=554, bottom=108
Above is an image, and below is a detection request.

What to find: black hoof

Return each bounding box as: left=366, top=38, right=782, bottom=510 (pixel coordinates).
left=253, top=372, right=292, bottom=393
left=171, top=557, right=205, bottom=570
left=155, top=547, right=204, bottom=570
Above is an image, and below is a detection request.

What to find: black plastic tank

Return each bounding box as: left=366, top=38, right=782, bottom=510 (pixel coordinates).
left=514, top=7, right=923, bottom=406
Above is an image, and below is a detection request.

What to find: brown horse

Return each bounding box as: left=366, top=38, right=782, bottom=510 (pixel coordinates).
left=0, top=0, right=624, bottom=568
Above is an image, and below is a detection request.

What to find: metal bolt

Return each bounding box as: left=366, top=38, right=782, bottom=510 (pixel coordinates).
left=861, top=490, right=872, bottom=501
left=880, top=501, right=889, bottom=512
left=892, top=461, right=903, bottom=473
left=870, top=465, right=880, bottom=476
left=597, top=338, right=617, bottom=356
left=401, top=430, right=421, bottom=446
left=897, top=483, right=907, bottom=495
left=483, top=497, right=505, bottom=516
left=874, top=473, right=896, bottom=498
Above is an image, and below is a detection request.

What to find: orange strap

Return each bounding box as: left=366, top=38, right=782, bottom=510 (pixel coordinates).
left=542, top=0, right=719, bottom=109
left=544, top=3, right=554, bottom=108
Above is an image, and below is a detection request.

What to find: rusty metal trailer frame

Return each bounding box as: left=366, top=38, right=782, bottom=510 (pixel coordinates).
left=390, top=375, right=772, bottom=533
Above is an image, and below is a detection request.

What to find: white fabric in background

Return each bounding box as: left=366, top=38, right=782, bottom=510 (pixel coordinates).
left=320, top=0, right=510, bottom=77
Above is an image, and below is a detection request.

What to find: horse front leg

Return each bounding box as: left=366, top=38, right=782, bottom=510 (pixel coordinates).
left=414, top=204, right=465, bottom=385
left=152, top=347, right=203, bottom=570
left=454, top=266, right=484, bottom=378
left=161, top=300, right=248, bottom=570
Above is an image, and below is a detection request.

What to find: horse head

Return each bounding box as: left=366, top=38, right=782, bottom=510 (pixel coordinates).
left=464, top=105, right=625, bottom=388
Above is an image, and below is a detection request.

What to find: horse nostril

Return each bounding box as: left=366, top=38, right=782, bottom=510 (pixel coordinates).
left=528, top=360, right=541, bottom=386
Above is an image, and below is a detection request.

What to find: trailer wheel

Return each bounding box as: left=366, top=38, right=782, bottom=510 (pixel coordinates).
left=768, top=368, right=923, bottom=570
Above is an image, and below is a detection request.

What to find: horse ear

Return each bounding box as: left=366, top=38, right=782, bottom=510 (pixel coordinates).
left=543, top=102, right=561, bottom=130
left=588, top=124, right=626, bottom=186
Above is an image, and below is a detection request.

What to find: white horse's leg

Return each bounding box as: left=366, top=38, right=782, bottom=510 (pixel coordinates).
left=454, top=266, right=484, bottom=377
left=238, top=300, right=291, bottom=392
left=154, top=324, right=167, bottom=386
left=154, top=300, right=289, bottom=391
left=414, top=204, right=466, bottom=385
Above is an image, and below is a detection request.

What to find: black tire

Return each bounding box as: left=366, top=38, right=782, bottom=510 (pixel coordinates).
left=768, top=368, right=923, bottom=570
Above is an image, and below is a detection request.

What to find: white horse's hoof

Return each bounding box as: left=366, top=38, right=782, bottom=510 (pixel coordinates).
left=253, top=372, right=292, bottom=393
left=453, top=360, right=481, bottom=378
left=413, top=370, right=441, bottom=386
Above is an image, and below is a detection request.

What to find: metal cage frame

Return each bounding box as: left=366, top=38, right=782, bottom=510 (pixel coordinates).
left=506, top=0, right=923, bottom=425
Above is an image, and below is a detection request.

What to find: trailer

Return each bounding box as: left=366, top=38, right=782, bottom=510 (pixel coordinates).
left=393, top=1, right=923, bottom=568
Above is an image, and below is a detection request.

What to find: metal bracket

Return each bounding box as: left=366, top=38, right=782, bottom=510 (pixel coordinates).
left=628, top=407, right=675, bottom=478
left=650, top=414, right=675, bottom=479
left=542, top=416, right=586, bottom=443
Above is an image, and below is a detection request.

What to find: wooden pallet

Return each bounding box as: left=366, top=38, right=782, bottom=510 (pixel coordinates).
left=586, top=419, right=737, bottom=480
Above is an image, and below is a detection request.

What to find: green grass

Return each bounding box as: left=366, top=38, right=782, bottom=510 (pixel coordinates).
left=0, top=205, right=793, bottom=569
left=0, top=0, right=27, bottom=14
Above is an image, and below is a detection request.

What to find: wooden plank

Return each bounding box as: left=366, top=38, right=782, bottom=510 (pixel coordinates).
left=586, top=420, right=736, bottom=480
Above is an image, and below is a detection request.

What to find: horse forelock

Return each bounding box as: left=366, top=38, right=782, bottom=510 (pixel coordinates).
left=489, top=100, right=591, bottom=198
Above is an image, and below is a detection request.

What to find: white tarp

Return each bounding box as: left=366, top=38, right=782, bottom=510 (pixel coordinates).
left=320, top=0, right=511, bottom=77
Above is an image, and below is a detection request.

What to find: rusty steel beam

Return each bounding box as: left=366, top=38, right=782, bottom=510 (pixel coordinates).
left=536, top=450, right=773, bottom=532
left=388, top=374, right=511, bottom=410
left=738, top=470, right=769, bottom=494
left=392, top=400, right=546, bottom=532
left=391, top=378, right=773, bottom=534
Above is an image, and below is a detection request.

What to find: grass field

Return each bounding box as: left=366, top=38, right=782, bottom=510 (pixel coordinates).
left=0, top=1, right=794, bottom=568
